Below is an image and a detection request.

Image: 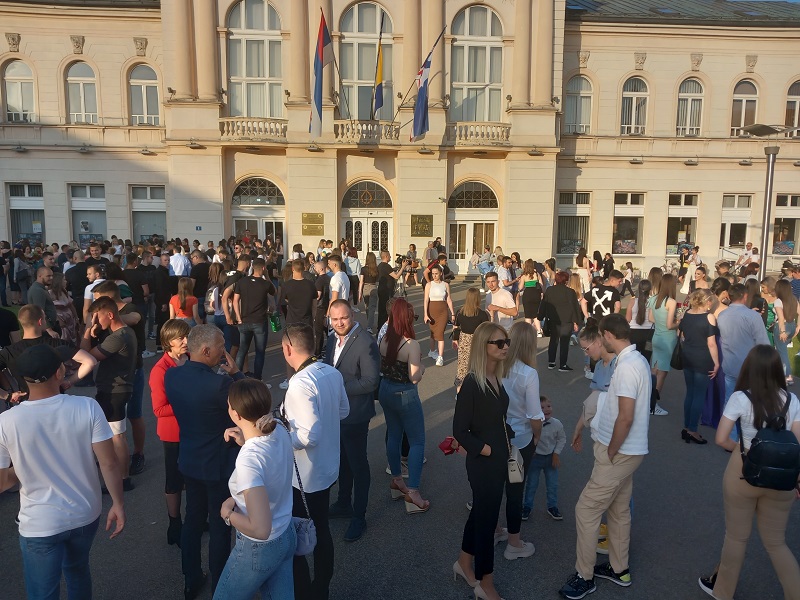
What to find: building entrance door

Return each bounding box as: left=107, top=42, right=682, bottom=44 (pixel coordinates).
left=341, top=215, right=392, bottom=262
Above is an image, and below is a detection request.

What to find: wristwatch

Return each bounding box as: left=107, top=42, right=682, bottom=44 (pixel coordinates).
left=223, top=506, right=235, bottom=527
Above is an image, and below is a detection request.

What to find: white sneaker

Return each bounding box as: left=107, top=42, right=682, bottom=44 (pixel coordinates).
left=278, top=379, right=289, bottom=390
left=428, top=350, right=438, bottom=360
left=652, top=403, right=669, bottom=416
left=141, top=350, right=156, bottom=359
left=584, top=370, right=594, bottom=380
left=504, top=541, right=535, bottom=560
left=436, top=356, right=444, bottom=367
left=537, top=330, right=543, bottom=338
left=493, top=527, right=509, bottom=546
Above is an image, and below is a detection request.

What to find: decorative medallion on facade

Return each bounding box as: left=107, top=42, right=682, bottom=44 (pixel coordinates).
left=634, top=52, right=646, bottom=70
left=342, top=181, right=392, bottom=209
left=578, top=50, right=590, bottom=68
left=71, top=35, right=85, bottom=54
left=6, top=32, right=20, bottom=52
left=690, top=53, right=703, bottom=71
left=745, top=54, right=757, bottom=73
left=134, top=37, right=147, bottom=57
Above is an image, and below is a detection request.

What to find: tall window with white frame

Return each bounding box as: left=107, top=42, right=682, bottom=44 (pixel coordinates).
left=774, top=194, right=800, bottom=256
left=129, top=65, right=160, bottom=125
left=786, top=81, right=800, bottom=138
left=3, top=60, right=35, bottom=123
left=557, top=192, right=590, bottom=255
left=131, top=186, right=167, bottom=242
left=227, top=0, right=283, bottom=118
left=620, top=77, right=648, bottom=135
left=70, top=185, right=107, bottom=246
left=8, top=183, right=45, bottom=244
left=731, top=79, right=757, bottom=137
left=564, top=76, right=592, bottom=134
left=66, top=62, right=98, bottom=124
left=721, top=193, right=751, bottom=250
left=676, top=78, right=703, bottom=137
left=450, top=5, right=503, bottom=123
left=613, top=192, right=645, bottom=254
left=338, top=2, right=393, bottom=121
left=666, top=193, right=698, bottom=253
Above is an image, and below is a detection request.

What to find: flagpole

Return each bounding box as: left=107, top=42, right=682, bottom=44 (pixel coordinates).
left=390, top=25, right=446, bottom=126
left=370, top=13, right=385, bottom=121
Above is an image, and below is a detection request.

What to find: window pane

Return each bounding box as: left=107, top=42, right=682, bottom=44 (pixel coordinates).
left=5, top=60, right=32, bottom=77
left=340, top=43, right=354, bottom=80
left=6, top=81, right=21, bottom=114
left=734, top=80, right=756, bottom=95
left=377, top=83, right=392, bottom=120
left=268, top=40, right=281, bottom=77
left=90, top=185, right=105, bottom=198
left=357, top=43, right=376, bottom=81
left=68, top=82, right=81, bottom=114
left=614, top=193, right=628, bottom=205
left=488, top=89, right=501, bottom=121
left=451, top=45, right=464, bottom=82
left=341, top=7, right=354, bottom=32
left=245, top=0, right=264, bottom=30
left=450, top=87, right=464, bottom=121
left=84, top=83, right=97, bottom=113
left=131, top=84, right=143, bottom=115
left=557, top=216, right=589, bottom=254
left=357, top=85, right=372, bottom=120
left=676, top=97, right=687, bottom=128
left=491, top=13, right=502, bottom=36
left=229, top=39, right=242, bottom=77
left=613, top=217, right=642, bottom=254
left=469, top=6, right=487, bottom=36
left=68, top=62, right=94, bottom=78
left=744, top=99, right=756, bottom=126
left=453, top=10, right=465, bottom=35
left=467, top=47, right=486, bottom=83
left=269, top=82, right=282, bottom=117
left=71, top=185, right=87, bottom=198
left=246, top=83, right=266, bottom=117
left=132, top=211, right=167, bottom=242
left=739, top=195, right=751, bottom=208
left=339, top=85, right=353, bottom=119
left=729, top=223, right=747, bottom=246
left=358, top=3, right=376, bottom=33
left=489, top=47, right=502, bottom=84
left=146, top=85, right=159, bottom=116
left=131, top=65, right=157, bottom=80
left=246, top=40, right=265, bottom=77
left=731, top=99, right=742, bottom=127
left=383, top=45, right=392, bottom=82
left=267, top=4, right=281, bottom=30
left=635, top=98, right=646, bottom=126
left=669, top=193, right=681, bottom=206
left=28, top=184, right=42, bottom=197
left=722, top=194, right=735, bottom=208
left=621, top=96, right=632, bottom=129
left=228, top=2, right=241, bottom=28
left=229, top=82, right=243, bottom=116
left=150, top=186, right=166, bottom=200
left=132, top=186, right=148, bottom=200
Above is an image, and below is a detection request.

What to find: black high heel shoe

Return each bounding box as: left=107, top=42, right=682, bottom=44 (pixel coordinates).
left=681, top=429, right=690, bottom=443
left=686, top=432, right=708, bottom=445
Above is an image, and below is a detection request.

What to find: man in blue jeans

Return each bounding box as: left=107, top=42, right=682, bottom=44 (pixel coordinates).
left=0, top=345, right=125, bottom=599
left=232, top=258, right=275, bottom=380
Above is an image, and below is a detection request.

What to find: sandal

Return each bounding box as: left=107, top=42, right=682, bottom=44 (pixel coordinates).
left=389, top=476, right=408, bottom=500
left=404, top=489, right=430, bottom=514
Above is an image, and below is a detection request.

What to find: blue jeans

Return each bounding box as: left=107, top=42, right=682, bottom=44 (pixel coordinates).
left=213, top=526, right=296, bottom=600
left=236, top=322, right=268, bottom=379
left=523, top=453, right=559, bottom=510
left=683, top=368, right=711, bottom=432
left=19, top=517, right=99, bottom=600
left=775, top=321, right=796, bottom=378
left=212, top=314, right=241, bottom=353
left=477, top=262, right=493, bottom=288
left=378, top=379, right=425, bottom=489
left=365, top=290, right=378, bottom=331
left=128, top=367, right=144, bottom=420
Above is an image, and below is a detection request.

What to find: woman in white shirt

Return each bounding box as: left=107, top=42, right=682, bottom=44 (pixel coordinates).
left=215, top=379, right=296, bottom=600
left=423, top=265, right=455, bottom=366
left=500, top=321, right=543, bottom=561
left=699, top=345, right=800, bottom=600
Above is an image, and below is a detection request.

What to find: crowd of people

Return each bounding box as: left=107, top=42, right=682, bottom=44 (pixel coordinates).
left=0, top=233, right=797, bottom=600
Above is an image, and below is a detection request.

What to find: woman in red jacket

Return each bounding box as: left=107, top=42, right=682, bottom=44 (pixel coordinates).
left=149, top=318, right=192, bottom=546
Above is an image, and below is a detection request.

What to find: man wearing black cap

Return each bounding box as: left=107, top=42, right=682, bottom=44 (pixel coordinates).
left=0, top=345, right=125, bottom=599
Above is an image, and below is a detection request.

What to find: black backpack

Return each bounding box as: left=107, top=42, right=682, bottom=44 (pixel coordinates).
left=737, top=391, right=800, bottom=491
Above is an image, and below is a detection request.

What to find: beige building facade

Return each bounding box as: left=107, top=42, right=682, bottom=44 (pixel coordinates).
left=0, top=0, right=798, bottom=273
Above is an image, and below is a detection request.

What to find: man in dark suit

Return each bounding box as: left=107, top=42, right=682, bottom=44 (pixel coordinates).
left=164, top=325, right=245, bottom=599
left=324, top=299, right=381, bottom=542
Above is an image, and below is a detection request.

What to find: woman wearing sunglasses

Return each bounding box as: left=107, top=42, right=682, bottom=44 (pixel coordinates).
left=453, top=322, right=513, bottom=600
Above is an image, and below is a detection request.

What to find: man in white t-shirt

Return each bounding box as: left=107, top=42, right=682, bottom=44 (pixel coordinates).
left=327, top=254, right=351, bottom=313
left=559, top=314, right=650, bottom=600
left=485, top=272, right=517, bottom=331
left=735, top=241, right=754, bottom=272
left=0, top=345, right=125, bottom=598
left=82, top=263, right=106, bottom=324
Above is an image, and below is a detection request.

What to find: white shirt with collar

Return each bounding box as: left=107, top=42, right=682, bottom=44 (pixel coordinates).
left=494, top=265, right=513, bottom=291
left=591, top=344, right=651, bottom=456
left=169, top=253, right=191, bottom=277
left=333, top=322, right=359, bottom=366
left=282, top=361, right=350, bottom=493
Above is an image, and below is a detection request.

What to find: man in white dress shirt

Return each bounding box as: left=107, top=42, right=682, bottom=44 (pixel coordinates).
left=281, top=323, right=349, bottom=600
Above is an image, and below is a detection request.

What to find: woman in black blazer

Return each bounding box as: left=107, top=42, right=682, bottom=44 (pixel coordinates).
left=539, top=270, right=583, bottom=371
left=453, top=321, right=513, bottom=600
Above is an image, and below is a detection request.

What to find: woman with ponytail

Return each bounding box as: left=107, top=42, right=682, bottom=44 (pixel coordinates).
left=214, top=379, right=296, bottom=599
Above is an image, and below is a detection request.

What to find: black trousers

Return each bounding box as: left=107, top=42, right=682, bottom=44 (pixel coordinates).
left=155, top=305, right=169, bottom=348
left=337, top=421, right=371, bottom=519
left=462, top=456, right=506, bottom=580
left=629, top=328, right=654, bottom=364
left=548, top=323, right=573, bottom=367
left=293, top=485, right=333, bottom=600
left=504, top=442, right=536, bottom=535
left=314, top=307, right=327, bottom=358
left=377, top=290, right=391, bottom=329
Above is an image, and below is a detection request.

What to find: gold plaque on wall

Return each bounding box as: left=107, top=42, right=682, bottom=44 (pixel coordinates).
left=302, top=224, right=324, bottom=236
left=411, top=215, right=433, bottom=238
left=302, top=213, right=324, bottom=225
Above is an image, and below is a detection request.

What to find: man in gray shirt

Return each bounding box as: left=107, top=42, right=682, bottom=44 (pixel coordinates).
left=27, top=267, right=59, bottom=337
left=717, top=283, right=769, bottom=404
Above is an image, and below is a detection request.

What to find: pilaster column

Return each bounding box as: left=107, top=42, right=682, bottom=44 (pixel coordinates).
left=403, top=0, right=421, bottom=105
left=162, top=0, right=193, bottom=99
left=194, top=0, right=219, bottom=101
left=288, top=0, right=310, bottom=103
left=533, top=0, right=554, bottom=106
left=511, top=0, right=532, bottom=108
left=425, top=0, right=445, bottom=106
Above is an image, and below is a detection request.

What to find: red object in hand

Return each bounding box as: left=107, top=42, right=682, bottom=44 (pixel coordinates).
left=439, top=436, right=458, bottom=455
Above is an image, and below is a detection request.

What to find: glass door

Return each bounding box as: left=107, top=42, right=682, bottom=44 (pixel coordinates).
left=342, top=217, right=391, bottom=262
left=472, top=222, right=495, bottom=257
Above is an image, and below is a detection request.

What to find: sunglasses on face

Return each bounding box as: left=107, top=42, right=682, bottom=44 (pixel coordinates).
left=580, top=339, right=597, bottom=354
left=486, top=338, right=511, bottom=349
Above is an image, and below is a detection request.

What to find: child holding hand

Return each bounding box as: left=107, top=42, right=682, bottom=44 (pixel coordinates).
left=521, top=395, right=566, bottom=521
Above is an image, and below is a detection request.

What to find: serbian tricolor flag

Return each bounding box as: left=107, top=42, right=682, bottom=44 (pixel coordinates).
left=411, top=27, right=445, bottom=142
left=310, top=11, right=334, bottom=139
left=371, top=13, right=385, bottom=120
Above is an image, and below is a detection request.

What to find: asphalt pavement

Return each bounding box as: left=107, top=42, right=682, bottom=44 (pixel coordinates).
left=0, top=281, right=797, bottom=599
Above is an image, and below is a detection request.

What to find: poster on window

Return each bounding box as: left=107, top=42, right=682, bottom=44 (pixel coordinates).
left=32, top=221, right=42, bottom=234
left=17, top=233, right=43, bottom=245
left=559, top=239, right=584, bottom=255
left=773, top=241, right=795, bottom=255
left=613, top=239, right=637, bottom=254
left=78, top=234, right=104, bottom=249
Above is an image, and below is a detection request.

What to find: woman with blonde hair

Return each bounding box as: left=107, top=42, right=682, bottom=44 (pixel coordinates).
left=453, top=288, right=490, bottom=389
left=453, top=321, right=512, bottom=599
left=647, top=266, right=663, bottom=297
left=169, top=277, right=199, bottom=326
left=648, top=273, right=679, bottom=415
left=518, top=259, right=543, bottom=335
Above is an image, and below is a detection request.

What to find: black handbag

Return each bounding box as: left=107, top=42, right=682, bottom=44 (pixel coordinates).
left=670, top=334, right=683, bottom=370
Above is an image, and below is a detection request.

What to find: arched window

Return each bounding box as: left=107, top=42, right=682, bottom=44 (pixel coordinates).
left=342, top=180, right=392, bottom=209
left=227, top=0, right=283, bottom=118
left=450, top=5, right=503, bottom=122
left=786, top=80, right=800, bottom=138
left=339, top=2, right=393, bottom=121
left=676, top=78, right=703, bottom=137
left=564, top=76, right=592, bottom=134
left=447, top=182, right=498, bottom=209
left=129, top=65, right=160, bottom=125
left=620, top=76, right=647, bottom=135
left=731, top=79, right=757, bottom=137
left=67, top=62, right=97, bottom=124
left=3, top=60, right=34, bottom=123
left=231, top=177, right=285, bottom=206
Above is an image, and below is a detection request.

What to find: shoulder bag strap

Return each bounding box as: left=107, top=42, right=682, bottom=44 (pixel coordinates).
left=277, top=419, right=312, bottom=520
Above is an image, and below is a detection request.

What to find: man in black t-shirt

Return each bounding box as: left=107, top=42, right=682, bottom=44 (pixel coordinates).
left=65, top=250, right=89, bottom=325
left=152, top=253, right=173, bottom=350
left=220, top=257, right=249, bottom=357
left=137, top=250, right=157, bottom=339
left=0, top=307, right=20, bottom=347
left=280, top=260, right=317, bottom=328
left=84, top=243, right=110, bottom=267
left=189, top=250, right=211, bottom=320
left=584, top=271, right=623, bottom=322
left=232, top=258, right=275, bottom=380
left=377, top=251, right=404, bottom=329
